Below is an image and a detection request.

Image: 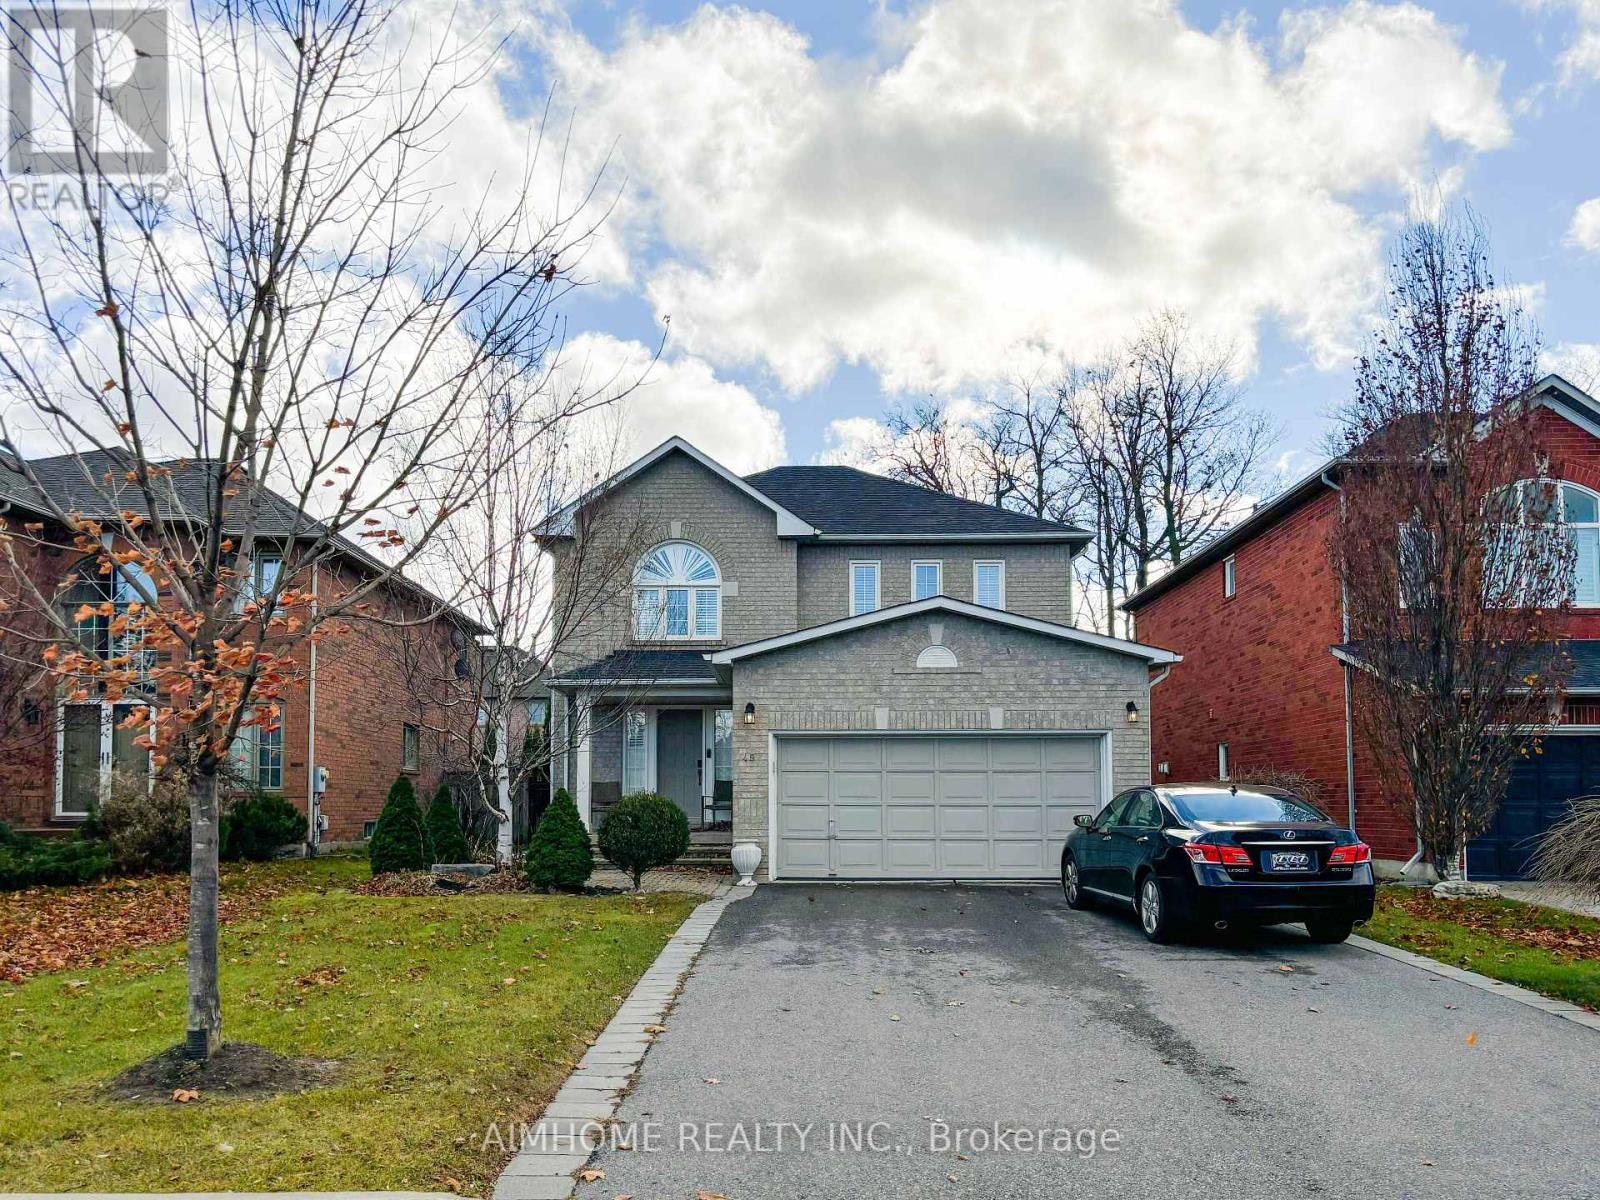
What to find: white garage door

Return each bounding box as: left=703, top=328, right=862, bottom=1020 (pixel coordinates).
left=773, top=735, right=1104, bottom=880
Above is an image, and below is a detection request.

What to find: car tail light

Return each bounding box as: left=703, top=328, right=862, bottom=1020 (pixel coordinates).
left=1182, top=842, right=1252, bottom=866
left=1327, top=842, right=1371, bottom=865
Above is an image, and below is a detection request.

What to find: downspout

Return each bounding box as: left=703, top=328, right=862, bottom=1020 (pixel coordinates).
left=306, top=561, right=319, bottom=853
left=1323, top=468, right=1362, bottom=840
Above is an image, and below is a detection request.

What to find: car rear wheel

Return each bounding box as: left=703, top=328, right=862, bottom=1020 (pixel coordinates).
left=1062, top=854, right=1090, bottom=910
left=1138, top=874, right=1176, bottom=944
left=1305, top=917, right=1355, bottom=944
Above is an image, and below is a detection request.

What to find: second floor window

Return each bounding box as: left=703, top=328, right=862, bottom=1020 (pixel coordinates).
left=913, top=561, right=942, bottom=600
left=850, top=561, right=880, bottom=615
left=974, top=560, right=1006, bottom=609
left=634, top=541, right=721, bottom=640
left=59, top=557, right=156, bottom=695
left=402, top=722, right=421, bottom=772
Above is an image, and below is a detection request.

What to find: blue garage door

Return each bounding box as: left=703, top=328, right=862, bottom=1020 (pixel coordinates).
left=1468, top=736, right=1597, bottom=879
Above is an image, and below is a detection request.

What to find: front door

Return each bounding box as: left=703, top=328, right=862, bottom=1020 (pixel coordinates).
left=656, top=709, right=703, bottom=826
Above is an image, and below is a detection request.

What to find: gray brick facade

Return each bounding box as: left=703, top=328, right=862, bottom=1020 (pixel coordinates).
left=729, top=612, right=1153, bottom=859
left=796, top=542, right=1073, bottom=626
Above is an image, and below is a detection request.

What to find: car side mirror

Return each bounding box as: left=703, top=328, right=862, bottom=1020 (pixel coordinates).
left=1074, top=814, right=1094, bottom=829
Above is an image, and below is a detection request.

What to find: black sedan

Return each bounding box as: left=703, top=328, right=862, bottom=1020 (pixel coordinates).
left=1060, top=784, right=1375, bottom=944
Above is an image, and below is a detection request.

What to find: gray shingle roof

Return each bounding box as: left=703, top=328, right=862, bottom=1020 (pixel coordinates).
left=552, top=648, right=718, bottom=684
left=0, top=449, right=315, bottom=537
left=744, top=465, right=1090, bottom=541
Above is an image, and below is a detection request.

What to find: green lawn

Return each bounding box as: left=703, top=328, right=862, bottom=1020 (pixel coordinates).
left=1362, top=885, right=1600, bottom=1010
left=0, top=863, right=698, bottom=1194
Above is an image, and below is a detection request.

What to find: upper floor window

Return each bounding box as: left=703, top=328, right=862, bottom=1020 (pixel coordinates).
left=235, top=553, right=284, bottom=616
left=1223, top=555, right=1236, bottom=598
left=913, top=561, right=942, bottom=601
left=402, top=722, right=421, bottom=772
left=973, top=560, right=1006, bottom=609
left=1482, top=479, right=1600, bottom=608
left=59, top=556, right=156, bottom=694
left=634, top=541, right=722, bottom=640
left=850, top=561, right=881, bottom=616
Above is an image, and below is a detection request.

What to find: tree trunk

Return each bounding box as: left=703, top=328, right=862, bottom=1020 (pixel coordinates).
left=186, top=765, right=223, bottom=1058
left=494, top=713, right=512, bottom=866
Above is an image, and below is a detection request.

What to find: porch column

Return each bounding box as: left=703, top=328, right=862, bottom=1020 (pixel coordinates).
left=574, top=694, right=593, bottom=830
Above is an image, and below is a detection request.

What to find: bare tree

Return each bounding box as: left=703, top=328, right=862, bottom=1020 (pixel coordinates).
left=0, top=1, right=620, bottom=1058
left=866, top=399, right=1012, bottom=506
left=1331, top=209, right=1567, bottom=880
left=398, top=395, right=653, bottom=863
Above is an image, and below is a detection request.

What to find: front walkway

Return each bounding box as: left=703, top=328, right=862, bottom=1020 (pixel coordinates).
left=573, top=883, right=1600, bottom=1200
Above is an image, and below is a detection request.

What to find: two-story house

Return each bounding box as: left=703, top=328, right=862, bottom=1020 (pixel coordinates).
left=541, top=437, right=1179, bottom=881
left=0, top=450, right=482, bottom=847
left=1125, top=374, right=1600, bottom=881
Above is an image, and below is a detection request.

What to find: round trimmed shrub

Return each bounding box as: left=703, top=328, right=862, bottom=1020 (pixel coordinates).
left=222, top=791, right=305, bottom=862
left=368, top=776, right=428, bottom=875
left=599, top=792, right=691, bottom=890
left=424, top=784, right=471, bottom=864
left=524, top=787, right=593, bottom=891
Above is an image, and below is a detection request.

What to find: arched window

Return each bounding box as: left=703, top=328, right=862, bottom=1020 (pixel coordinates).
left=1488, top=480, right=1600, bottom=606
left=634, top=541, right=721, bottom=640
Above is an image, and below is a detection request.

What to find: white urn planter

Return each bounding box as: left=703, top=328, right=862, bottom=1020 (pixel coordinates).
left=730, top=841, right=762, bottom=886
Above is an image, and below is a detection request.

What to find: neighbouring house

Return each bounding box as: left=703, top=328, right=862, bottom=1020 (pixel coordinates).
left=0, top=450, right=483, bottom=846
left=1124, top=374, right=1600, bottom=881
left=540, top=437, right=1179, bottom=881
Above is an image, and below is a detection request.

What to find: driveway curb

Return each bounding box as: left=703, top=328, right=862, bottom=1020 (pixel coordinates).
left=1347, top=934, right=1600, bottom=1032
left=491, top=884, right=749, bottom=1200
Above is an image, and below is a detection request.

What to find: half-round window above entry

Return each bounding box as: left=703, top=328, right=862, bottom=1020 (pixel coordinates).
left=916, top=644, right=959, bottom=669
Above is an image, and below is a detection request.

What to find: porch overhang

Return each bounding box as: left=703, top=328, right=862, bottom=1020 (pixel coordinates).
left=547, top=647, right=730, bottom=702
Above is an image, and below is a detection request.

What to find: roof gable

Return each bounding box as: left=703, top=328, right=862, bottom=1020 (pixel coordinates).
left=540, top=438, right=817, bottom=538
left=709, top=595, right=1179, bottom=666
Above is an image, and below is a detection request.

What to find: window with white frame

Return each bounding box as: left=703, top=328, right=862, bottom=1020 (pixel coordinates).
left=634, top=542, right=722, bottom=639
left=973, top=560, right=1005, bottom=609
left=402, top=722, right=420, bottom=772
left=1484, top=479, right=1600, bottom=608
left=850, top=561, right=880, bottom=615
left=1223, top=555, right=1236, bottom=598
left=622, top=710, right=649, bottom=794
left=1217, top=742, right=1230, bottom=781
left=229, top=708, right=284, bottom=791
left=235, top=553, right=284, bottom=616
left=913, top=561, right=942, bottom=601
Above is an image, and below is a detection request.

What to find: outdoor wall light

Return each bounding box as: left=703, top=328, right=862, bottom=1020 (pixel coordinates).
left=1126, top=701, right=1139, bottom=724
left=743, top=702, right=756, bottom=725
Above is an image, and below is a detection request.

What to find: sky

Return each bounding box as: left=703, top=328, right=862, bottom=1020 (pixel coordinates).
left=504, top=0, right=1600, bottom=484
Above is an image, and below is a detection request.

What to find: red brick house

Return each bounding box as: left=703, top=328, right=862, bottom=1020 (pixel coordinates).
left=1124, top=374, right=1600, bottom=881
left=0, top=450, right=483, bottom=846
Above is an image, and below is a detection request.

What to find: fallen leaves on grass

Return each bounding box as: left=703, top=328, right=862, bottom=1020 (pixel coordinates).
left=349, top=871, right=531, bottom=898
left=171, top=1088, right=199, bottom=1103
left=0, top=865, right=321, bottom=984
left=1378, top=890, right=1600, bottom=962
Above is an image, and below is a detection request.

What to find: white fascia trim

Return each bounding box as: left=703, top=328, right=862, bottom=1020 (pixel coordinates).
left=708, top=595, right=1181, bottom=665
left=1533, top=374, right=1600, bottom=439
left=809, top=532, right=1091, bottom=543
left=542, top=437, right=818, bottom=538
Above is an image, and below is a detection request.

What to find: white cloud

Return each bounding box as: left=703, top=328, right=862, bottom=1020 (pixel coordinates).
left=558, top=334, right=787, bottom=472
left=1522, top=0, right=1600, bottom=85
left=537, top=0, right=1510, bottom=394
left=1570, top=198, right=1600, bottom=252
left=1544, top=342, right=1600, bottom=390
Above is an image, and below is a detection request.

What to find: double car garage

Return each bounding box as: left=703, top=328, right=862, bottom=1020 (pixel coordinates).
left=772, top=733, right=1105, bottom=880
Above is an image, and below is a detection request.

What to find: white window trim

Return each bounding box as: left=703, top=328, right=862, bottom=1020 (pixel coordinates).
left=54, top=699, right=154, bottom=818
left=402, top=722, right=421, bottom=773
left=633, top=541, right=723, bottom=641
left=1218, top=742, right=1230, bottom=781
left=912, top=559, right=943, bottom=601
left=849, top=560, right=881, bottom=616
left=1223, top=555, right=1236, bottom=598
left=973, top=560, right=1006, bottom=610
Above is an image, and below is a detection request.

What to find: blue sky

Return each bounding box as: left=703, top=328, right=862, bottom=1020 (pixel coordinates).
left=514, top=0, right=1600, bottom=481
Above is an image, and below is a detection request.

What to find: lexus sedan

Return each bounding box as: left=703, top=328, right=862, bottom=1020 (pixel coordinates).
left=1060, top=784, right=1375, bottom=944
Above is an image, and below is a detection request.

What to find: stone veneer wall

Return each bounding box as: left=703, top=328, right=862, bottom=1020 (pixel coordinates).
left=729, top=612, right=1152, bottom=869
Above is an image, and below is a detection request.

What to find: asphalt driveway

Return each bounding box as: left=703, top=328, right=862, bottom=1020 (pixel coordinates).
left=576, top=884, right=1600, bottom=1200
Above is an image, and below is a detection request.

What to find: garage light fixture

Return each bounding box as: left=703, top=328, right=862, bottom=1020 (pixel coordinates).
left=743, top=702, right=756, bottom=725
left=1126, top=701, right=1139, bottom=724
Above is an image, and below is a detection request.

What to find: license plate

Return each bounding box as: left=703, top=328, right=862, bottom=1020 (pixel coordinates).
left=1268, top=851, right=1314, bottom=873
